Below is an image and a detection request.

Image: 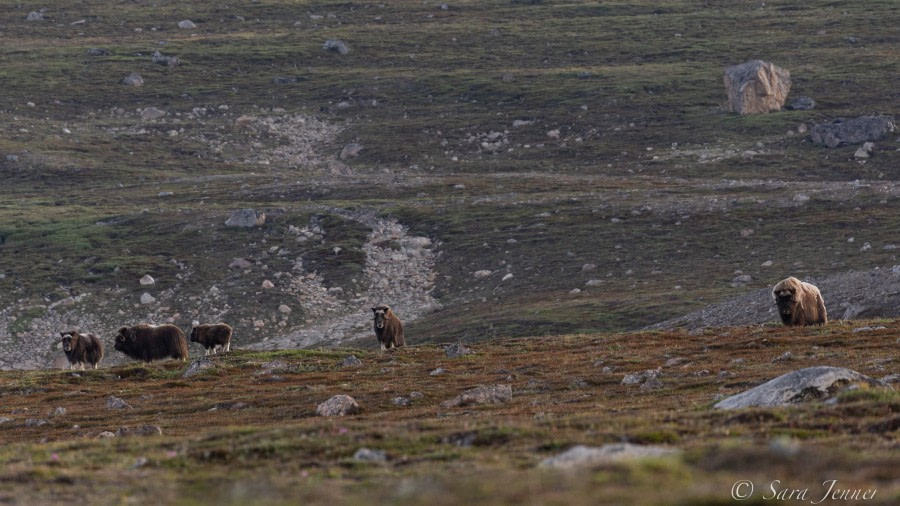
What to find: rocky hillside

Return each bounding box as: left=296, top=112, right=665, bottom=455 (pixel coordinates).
left=1, top=0, right=899, bottom=370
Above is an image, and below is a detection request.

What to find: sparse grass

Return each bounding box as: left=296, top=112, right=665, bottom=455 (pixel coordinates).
left=1, top=323, right=898, bottom=503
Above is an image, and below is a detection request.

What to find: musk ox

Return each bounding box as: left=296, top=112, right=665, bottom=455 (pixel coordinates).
left=58, top=331, right=104, bottom=370
left=190, top=323, right=233, bottom=355
left=772, top=276, right=828, bottom=326
left=114, top=324, right=189, bottom=363
left=372, top=305, right=404, bottom=350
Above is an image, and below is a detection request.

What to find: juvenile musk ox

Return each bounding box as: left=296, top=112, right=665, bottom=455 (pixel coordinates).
left=190, top=323, right=233, bottom=355
left=114, top=324, right=189, bottom=363
left=58, top=331, right=104, bottom=370
left=372, top=305, right=404, bottom=350
left=772, top=276, right=828, bottom=326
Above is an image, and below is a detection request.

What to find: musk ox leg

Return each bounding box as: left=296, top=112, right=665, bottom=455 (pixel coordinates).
left=225, top=342, right=231, bottom=352
left=380, top=343, right=386, bottom=351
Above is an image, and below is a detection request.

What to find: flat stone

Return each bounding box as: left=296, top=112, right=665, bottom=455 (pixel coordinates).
left=539, top=444, right=680, bottom=468
left=714, top=366, right=886, bottom=409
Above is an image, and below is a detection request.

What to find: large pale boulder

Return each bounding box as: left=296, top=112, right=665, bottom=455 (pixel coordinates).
left=714, top=366, right=886, bottom=409
left=724, top=60, right=791, bottom=114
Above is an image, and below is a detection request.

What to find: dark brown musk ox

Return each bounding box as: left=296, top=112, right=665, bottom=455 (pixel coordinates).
left=190, top=323, right=233, bottom=356
left=114, top=324, right=189, bottom=363
left=372, top=305, right=405, bottom=350
left=772, top=276, right=828, bottom=326
left=58, top=331, right=104, bottom=370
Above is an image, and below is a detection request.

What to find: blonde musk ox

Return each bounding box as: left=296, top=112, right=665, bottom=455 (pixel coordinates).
left=372, top=305, right=405, bottom=350
left=772, top=277, right=828, bottom=326
left=190, top=323, right=233, bottom=355
left=114, top=324, right=189, bottom=363
left=58, top=331, right=104, bottom=370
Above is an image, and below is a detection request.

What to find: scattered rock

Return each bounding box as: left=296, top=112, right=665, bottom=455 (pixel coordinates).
left=473, top=270, right=492, bottom=279
left=440, top=384, right=512, bottom=408
left=340, top=143, right=364, bottom=160
left=622, top=369, right=661, bottom=387
left=785, top=96, right=815, bottom=110
left=723, top=60, right=791, bottom=114
left=353, top=448, right=387, bottom=462
left=392, top=396, right=411, bottom=406
left=278, top=304, right=292, bottom=314
left=502, top=273, right=514, bottom=281
left=151, top=51, right=179, bottom=67
left=229, top=258, right=254, bottom=269
left=182, top=357, right=216, bottom=378
left=25, top=418, right=48, bottom=427
left=852, top=325, right=886, bottom=333
left=810, top=115, right=896, bottom=148
left=409, top=391, right=424, bottom=399
left=119, top=73, right=144, bottom=87
left=714, top=366, right=886, bottom=409
left=107, top=396, right=132, bottom=410
left=854, top=142, right=876, bottom=159
left=139, top=275, right=155, bottom=286
left=116, top=425, right=163, bottom=437
left=539, top=444, right=680, bottom=468
left=430, top=368, right=445, bottom=376
left=52, top=407, right=66, bottom=417
left=323, top=39, right=350, bottom=55
left=338, top=355, right=362, bottom=368
left=97, top=431, right=116, bottom=439
left=445, top=343, right=472, bottom=358
left=140, top=293, right=156, bottom=305
left=772, top=351, right=793, bottom=362
left=581, top=263, right=597, bottom=272
left=272, top=76, right=300, bottom=85
left=26, top=12, right=43, bottom=22
left=0, top=417, right=11, bottom=425
left=881, top=374, right=900, bottom=385
left=177, top=20, right=197, bottom=29
left=86, top=48, right=112, bottom=56
left=261, top=280, right=275, bottom=289
left=664, top=357, right=688, bottom=368
left=140, top=107, right=166, bottom=122
left=316, top=395, right=360, bottom=416
left=585, top=279, right=603, bottom=287
left=225, top=209, right=266, bottom=227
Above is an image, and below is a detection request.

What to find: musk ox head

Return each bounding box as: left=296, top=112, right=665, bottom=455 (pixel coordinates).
left=60, top=331, right=78, bottom=352
left=114, top=326, right=133, bottom=352
left=772, top=276, right=803, bottom=318
left=372, top=305, right=391, bottom=329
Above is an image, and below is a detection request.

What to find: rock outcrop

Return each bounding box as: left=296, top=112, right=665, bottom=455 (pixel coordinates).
left=724, top=60, right=791, bottom=114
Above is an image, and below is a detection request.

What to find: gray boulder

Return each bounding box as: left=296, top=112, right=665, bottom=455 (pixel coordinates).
left=119, top=73, right=144, bottom=87
left=445, top=342, right=473, bottom=358
left=786, top=96, right=815, bottom=110
left=107, top=396, right=132, bottom=409
left=182, top=357, right=216, bottom=378
left=316, top=395, right=360, bottom=416
left=86, top=48, right=112, bottom=57
left=340, top=143, right=364, bottom=160
left=225, top=209, right=266, bottom=227
left=141, top=107, right=166, bottom=121
left=338, top=355, right=362, bottom=368
left=810, top=115, right=896, bottom=148
left=26, top=11, right=43, bottom=21
left=353, top=447, right=387, bottom=462
left=714, top=366, right=887, bottom=410
left=723, top=60, right=791, bottom=114
left=441, top=384, right=511, bottom=408
left=177, top=20, right=196, bottom=29
left=151, top=51, right=179, bottom=67
left=116, top=425, right=163, bottom=437
left=323, top=39, right=350, bottom=55
left=25, top=418, right=48, bottom=427
left=539, top=444, right=679, bottom=468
